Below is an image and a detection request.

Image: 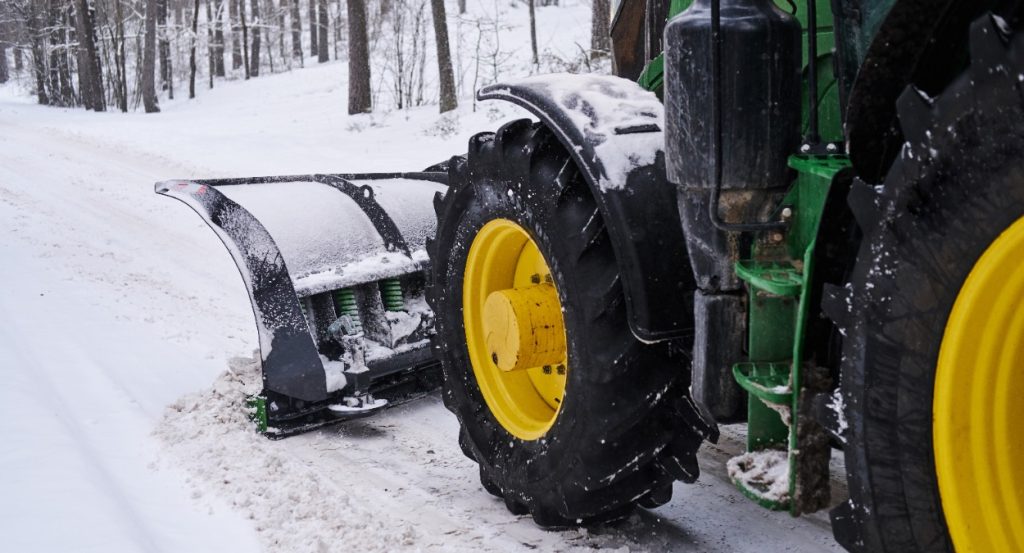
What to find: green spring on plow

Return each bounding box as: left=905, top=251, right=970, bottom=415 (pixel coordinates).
left=332, top=288, right=363, bottom=332
left=380, top=278, right=405, bottom=312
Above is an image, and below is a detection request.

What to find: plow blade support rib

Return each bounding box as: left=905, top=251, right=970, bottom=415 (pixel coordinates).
left=155, top=173, right=446, bottom=403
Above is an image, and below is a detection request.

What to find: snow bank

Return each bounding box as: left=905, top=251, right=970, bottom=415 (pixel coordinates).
left=155, top=356, right=420, bottom=553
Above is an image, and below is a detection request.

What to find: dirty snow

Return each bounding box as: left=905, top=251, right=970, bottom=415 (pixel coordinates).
left=727, top=449, right=792, bottom=503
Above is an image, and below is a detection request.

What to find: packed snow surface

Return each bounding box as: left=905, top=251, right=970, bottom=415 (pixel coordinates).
left=1, top=0, right=844, bottom=549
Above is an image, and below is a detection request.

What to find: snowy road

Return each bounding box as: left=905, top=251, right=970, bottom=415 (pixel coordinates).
left=1, top=65, right=840, bottom=552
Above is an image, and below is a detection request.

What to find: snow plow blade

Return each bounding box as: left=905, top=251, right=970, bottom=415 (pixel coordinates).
left=156, top=172, right=447, bottom=437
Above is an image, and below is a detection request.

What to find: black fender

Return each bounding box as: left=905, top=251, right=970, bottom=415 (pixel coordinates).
left=478, top=75, right=693, bottom=342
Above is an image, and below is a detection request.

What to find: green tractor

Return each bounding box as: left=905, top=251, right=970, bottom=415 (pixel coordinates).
left=157, top=0, right=1024, bottom=550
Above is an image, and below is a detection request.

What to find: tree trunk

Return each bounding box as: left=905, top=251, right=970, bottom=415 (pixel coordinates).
left=430, top=0, right=456, bottom=112
left=528, top=0, right=538, bottom=66
left=277, top=0, right=286, bottom=64
left=74, top=0, right=106, bottom=111
left=249, top=0, right=261, bottom=75
left=0, top=16, right=9, bottom=83
left=15, top=47, right=24, bottom=73
left=231, top=0, right=242, bottom=69
left=32, top=39, right=49, bottom=105
left=308, top=0, right=317, bottom=57
left=214, top=0, right=226, bottom=75
left=158, top=0, right=172, bottom=98
left=49, top=0, right=76, bottom=107
left=28, top=5, right=49, bottom=105
left=240, top=0, right=250, bottom=78
left=289, top=0, right=302, bottom=59
left=0, top=41, right=8, bottom=84
left=207, top=0, right=215, bottom=87
left=114, top=0, right=128, bottom=111
left=458, top=0, right=465, bottom=15
left=332, top=0, right=340, bottom=61
left=190, top=0, right=200, bottom=97
left=143, top=0, right=160, bottom=112
left=590, top=0, right=610, bottom=60
left=316, top=0, right=328, bottom=63
left=347, top=0, right=371, bottom=114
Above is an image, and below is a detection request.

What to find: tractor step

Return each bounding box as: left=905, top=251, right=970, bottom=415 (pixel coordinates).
left=735, top=261, right=803, bottom=297
left=732, top=362, right=793, bottom=405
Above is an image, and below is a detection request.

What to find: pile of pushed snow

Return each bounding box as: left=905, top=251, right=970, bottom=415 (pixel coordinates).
left=154, top=356, right=418, bottom=553
left=726, top=449, right=791, bottom=503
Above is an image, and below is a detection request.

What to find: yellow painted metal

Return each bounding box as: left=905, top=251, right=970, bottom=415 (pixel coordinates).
left=935, top=215, right=1024, bottom=553
left=464, top=219, right=568, bottom=440
left=483, top=284, right=566, bottom=372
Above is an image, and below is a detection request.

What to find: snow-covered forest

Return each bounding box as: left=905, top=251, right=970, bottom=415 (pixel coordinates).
left=0, top=0, right=610, bottom=113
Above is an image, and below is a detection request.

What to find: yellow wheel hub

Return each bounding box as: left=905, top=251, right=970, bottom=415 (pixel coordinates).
left=463, top=219, right=568, bottom=440
left=935, top=215, right=1024, bottom=552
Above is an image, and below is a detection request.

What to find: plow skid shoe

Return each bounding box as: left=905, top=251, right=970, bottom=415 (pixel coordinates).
left=156, top=172, right=447, bottom=435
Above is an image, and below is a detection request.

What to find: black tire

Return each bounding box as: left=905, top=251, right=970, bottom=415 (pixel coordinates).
left=831, top=14, right=1024, bottom=552
left=426, top=119, right=716, bottom=526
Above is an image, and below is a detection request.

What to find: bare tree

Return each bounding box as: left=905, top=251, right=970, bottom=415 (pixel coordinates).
left=249, top=0, right=261, bottom=75
left=591, top=0, right=610, bottom=59
left=111, top=0, right=128, bottom=111
left=48, top=0, right=76, bottom=107
left=430, top=0, right=456, bottom=112
left=276, top=0, right=286, bottom=65
left=308, top=0, right=317, bottom=57
left=347, top=0, right=371, bottom=114
left=230, top=0, right=242, bottom=69
left=189, top=0, right=200, bottom=96
left=213, top=0, right=225, bottom=75
left=206, top=0, right=215, bottom=87
left=528, top=0, right=538, bottom=66
left=316, top=0, right=328, bottom=62
left=23, top=2, right=50, bottom=105
left=239, top=0, right=250, bottom=78
left=74, top=0, right=105, bottom=111
left=142, top=0, right=160, bottom=112
left=157, top=0, right=172, bottom=98
left=289, top=0, right=302, bottom=60
left=0, top=24, right=9, bottom=84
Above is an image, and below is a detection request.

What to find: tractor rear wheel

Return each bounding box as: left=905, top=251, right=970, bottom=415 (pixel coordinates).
left=832, top=14, right=1024, bottom=552
left=427, top=119, right=714, bottom=526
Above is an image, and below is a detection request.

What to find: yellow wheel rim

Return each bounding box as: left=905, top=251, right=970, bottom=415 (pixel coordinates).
left=463, top=219, right=568, bottom=441
left=935, top=215, right=1024, bottom=552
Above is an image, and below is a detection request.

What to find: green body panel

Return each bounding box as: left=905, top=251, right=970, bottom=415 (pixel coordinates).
left=630, top=0, right=880, bottom=513
left=732, top=155, right=848, bottom=511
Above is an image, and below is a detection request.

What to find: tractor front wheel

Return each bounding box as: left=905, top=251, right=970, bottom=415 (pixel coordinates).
left=427, top=119, right=713, bottom=526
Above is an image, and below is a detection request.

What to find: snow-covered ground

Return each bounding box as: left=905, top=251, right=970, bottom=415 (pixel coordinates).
left=0, top=1, right=843, bottom=551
